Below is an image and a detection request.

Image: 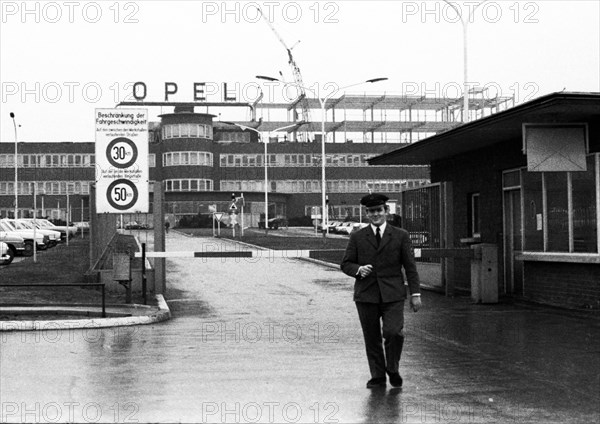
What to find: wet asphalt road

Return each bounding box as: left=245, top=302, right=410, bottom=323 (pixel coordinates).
left=1, top=231, right=599, bottom=423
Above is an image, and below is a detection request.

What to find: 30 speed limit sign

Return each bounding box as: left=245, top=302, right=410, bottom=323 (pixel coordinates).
left=95, top=109, right=149, bottom=213
left=107, top=137, right=138, bottom=169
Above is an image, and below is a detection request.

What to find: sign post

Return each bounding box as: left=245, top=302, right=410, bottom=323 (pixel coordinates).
left=209, top=204, right=217, bottom=237
left=236, top=194, right=245, bottom=238
left=311, top=206, right=322, bottom=235
left=214, top=212, right=223, bottom=237
left=95, top=109, right=149, bottom=214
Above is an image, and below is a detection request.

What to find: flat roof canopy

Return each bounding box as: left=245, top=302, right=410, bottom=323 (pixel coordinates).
left=368, top=92, right=600, bottom=166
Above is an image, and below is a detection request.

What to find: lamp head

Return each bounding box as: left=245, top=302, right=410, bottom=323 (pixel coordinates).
left=366, top=78, right=388, bottom=83
left=256, top=75, right=280, bottom=82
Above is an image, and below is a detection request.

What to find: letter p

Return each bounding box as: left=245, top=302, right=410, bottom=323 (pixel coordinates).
left=1, top=2, right=19, bottom=23
left=1, top=82, right=19, bottom=103
left=202, top=402, right=219, bottom=422
left=202, top=2, right=219, bottom=23
left=402, top=2, right=419, bottom=23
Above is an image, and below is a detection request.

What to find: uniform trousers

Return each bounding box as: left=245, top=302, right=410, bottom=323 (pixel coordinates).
left=355, top=300, right=405, bottom=378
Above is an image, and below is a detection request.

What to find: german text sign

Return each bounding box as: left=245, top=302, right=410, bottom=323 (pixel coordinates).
left=95, top=109, right=149, bottom=213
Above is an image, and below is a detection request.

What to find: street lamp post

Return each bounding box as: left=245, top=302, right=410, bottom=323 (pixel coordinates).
left=221, top=121, right=304, bottom=235
left=443, top=0, right=487, bottom=123
left=9, top=113, right=18, bottom=219
left=256, top=76, right=388, bottom=237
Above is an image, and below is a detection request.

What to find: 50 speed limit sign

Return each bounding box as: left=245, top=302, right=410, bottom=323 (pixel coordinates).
left=107, top=179, right=139, bottom=210
left=95, top=109, right=149, bottom=213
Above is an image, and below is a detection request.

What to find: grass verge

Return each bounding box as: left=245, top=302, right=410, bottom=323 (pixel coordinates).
left=0, top=236, right=123, bottom=305
left=179, top=227, right=349, bottom=265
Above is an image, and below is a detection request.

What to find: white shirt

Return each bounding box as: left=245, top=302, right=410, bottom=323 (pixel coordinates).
left=367, top=220, right=421, bottom=298
left=370, top=221, right=386, bottom=236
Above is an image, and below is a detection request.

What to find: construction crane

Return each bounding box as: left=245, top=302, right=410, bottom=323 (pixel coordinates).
left=257, top=7, right=311, bottom=142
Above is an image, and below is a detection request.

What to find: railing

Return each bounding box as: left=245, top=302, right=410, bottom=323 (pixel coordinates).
left=0, top=283, right=106, bottom=317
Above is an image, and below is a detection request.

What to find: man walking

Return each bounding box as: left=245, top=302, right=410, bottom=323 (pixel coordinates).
left=341, top=193, right=421, bottom=389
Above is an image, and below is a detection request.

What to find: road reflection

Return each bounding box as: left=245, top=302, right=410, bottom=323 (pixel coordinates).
left=362, top=387, right=402, bottom=423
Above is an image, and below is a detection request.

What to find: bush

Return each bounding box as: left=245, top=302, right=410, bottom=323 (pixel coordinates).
left=176, top=214, right=213, bottom=228
left=287, top=215, right=313, bottom=227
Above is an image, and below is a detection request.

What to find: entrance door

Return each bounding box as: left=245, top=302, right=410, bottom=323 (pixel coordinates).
left=503, top=189, right=523, bottom=295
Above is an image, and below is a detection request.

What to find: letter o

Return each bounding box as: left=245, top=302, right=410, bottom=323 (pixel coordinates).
left=82, top=403, right=102, bottom=422
left=82, top=2, right=102, bottom=23
left=282, top=403, right=301, bottom=423
left=282, top=3, right=302, bottom=23
left=82, top=82, right=102, bottom=103
left=42, top=82, right=62, bottom=103
left=42, top=402, right=62, bottom=422
left=482, top=2, right=502, bottom=23
left=42, top=2, right=62, bottom=23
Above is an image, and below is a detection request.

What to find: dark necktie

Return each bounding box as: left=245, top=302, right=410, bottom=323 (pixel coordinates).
left=376, top=226, right=381, bottom=247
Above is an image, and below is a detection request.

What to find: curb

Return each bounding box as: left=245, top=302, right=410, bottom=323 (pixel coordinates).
left=0, top=295, right=171, bottom=331
left=299, top=256, right=340, bottom=269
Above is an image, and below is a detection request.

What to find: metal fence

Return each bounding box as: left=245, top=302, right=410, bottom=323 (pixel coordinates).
left=400, top=183, right=443, bottom=263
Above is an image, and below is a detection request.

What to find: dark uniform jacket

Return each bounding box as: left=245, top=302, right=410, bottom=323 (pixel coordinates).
left=341, top=225, right=420, bottom=303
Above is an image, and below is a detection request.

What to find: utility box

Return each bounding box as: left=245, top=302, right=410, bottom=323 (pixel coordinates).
left=113, top=252, right=132, bottom=303
left=471, top=243, right=498, bottom=303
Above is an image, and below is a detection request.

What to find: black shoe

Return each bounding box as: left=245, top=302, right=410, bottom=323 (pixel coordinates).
left=387, top=372, right=403, bottom=387
left=366, top=377, right=386, bottom=388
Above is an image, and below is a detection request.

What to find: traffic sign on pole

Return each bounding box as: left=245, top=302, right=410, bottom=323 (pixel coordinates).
left=95, top=109, right=149, bottom=213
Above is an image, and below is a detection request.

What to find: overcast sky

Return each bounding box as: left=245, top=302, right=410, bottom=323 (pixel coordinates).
left=1, top=0, right=598, bottom=142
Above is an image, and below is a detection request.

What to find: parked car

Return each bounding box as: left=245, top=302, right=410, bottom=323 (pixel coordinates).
left=11, top=219, right=61, bottom=247
left=0, top=241, right=14, bottom=265
left=324, top=220, right=342, bottom=233
left=334, top=222, right=354, bottom=235
left=124, top=221, right=149, bottom=230
left=258, top=217, right=287, bottom=230
left=0, top=220, right=48, bottom=252
left=26, top=218, right=78, bottom=239
left=350, top=222, right=369, bottom=234
left=0, top=231, right=27, bottom=257
left=73, top=221, right=90, bottom=232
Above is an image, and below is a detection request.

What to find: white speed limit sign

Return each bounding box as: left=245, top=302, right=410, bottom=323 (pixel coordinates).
left=107, top=179, right=139, bottom=211
left=107, top=137, right=138, bottom=169
left=95, top=109, right=149, bottom=213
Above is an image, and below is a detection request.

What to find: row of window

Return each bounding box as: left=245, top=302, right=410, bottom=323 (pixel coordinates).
left=0, top=152, right=410, bottom=170
left=0, top=154, right=95, bottom=168
left=162, top=124, right=213, bottom=140
left=220, top=179, right=429, bottom=193
left=219, top=153, right=380, bottom=168
left=164, top=179, right=213, bottom=192
left=0, top=208, right=73, bottom=220
left=215, top=132, right=251, bottom=143
left=163, top=152, right=213, bottom=167
left=0, top=181, right=91, bottom=195
left=515, top=154, right=599, bottom=254
left=304, top=205, right=365, bottom=218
